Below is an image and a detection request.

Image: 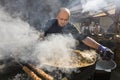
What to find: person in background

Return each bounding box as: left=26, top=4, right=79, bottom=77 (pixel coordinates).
left=42, top=7, right=114, bottom=61
left=91, top=22, right=104, bottom=36
left=80, top=22, right=92, bottom=36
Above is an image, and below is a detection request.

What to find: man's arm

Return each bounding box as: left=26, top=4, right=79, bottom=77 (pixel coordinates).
left=82, top=36, right=100, bottom=49
left=82, top=36, right=114, bottom=60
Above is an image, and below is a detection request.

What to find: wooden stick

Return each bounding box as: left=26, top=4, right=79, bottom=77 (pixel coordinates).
left=23, top=66, right=42, bottom=80
left=28, top=64, right=54, bottom=80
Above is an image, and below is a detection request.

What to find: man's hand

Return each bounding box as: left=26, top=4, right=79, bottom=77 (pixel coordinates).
left=98, top=45, right=114, bottom=60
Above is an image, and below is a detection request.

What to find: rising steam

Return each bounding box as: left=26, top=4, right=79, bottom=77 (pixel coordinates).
left=0, top=1, right=101, bottom=79
left=0, top=8, right=39, bottom=59
left=82, top=0, right=107, bottom=12
left=0, top=7, right=78, bottom=74
left=32, top=34, right=76, bottom=67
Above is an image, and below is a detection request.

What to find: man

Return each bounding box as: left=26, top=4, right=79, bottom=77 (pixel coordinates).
left=80, top=22, right=92, bottom=36
left=43, top=7, right=114, bottom=61
left=91, top=22, right=104, bottom=35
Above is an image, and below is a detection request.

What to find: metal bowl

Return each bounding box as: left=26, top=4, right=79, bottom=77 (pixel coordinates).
left=95, top=59, right=117, bottom=71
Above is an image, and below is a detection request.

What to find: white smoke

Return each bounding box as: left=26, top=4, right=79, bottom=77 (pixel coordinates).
left=82, top=0, right=107, bottom=12
left=0, top=8, right=39, bottom=59
left=32, top=34, right=77, bottom=72
left=0, top=7, right=78, bottom=74
left=0, top=0, right=62, bottom=30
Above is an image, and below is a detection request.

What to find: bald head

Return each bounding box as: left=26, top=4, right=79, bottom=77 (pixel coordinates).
left=56, top=8, right=71, bottom=27
left=57, top=8, right=71, bottom=17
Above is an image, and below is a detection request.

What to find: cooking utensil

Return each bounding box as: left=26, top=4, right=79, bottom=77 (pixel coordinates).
left=95, top=59, right=117, bottom=71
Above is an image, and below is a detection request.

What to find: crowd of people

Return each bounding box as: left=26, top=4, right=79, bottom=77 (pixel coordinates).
left=80, top=22, right=105, bottom=37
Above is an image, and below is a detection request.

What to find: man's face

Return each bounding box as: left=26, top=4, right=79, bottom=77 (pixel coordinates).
left=56, top=11, right=69, bottom=27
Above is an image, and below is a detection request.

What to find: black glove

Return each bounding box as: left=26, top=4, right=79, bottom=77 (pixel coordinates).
left=98, top=45, right=114, bottom=60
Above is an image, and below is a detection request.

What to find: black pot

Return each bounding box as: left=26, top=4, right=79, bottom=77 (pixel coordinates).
left=0, top=58, right=96, bottom=80
left=41, top=63, right=96, bottom=80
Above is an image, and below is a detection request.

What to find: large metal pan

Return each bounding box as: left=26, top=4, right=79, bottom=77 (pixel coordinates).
left=41, top=50, right=97, bottom=80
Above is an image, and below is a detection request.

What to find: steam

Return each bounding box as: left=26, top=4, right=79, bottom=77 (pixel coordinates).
left=0, top=0, right=62, bottom=30
left=69, top=0, right=117, bottom=14
left=0, top=8, right=39, bottom=59
left=114, top=0, right=120, bottom=9
left=32, top=34, right=76, bottom=67
left=0, top=0, right=102, bottom=79
left=82, top=0, right=107, bottom=12
left=0, top=7, right=78, bottom=74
